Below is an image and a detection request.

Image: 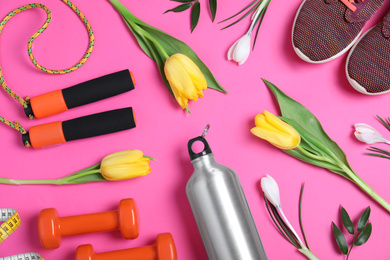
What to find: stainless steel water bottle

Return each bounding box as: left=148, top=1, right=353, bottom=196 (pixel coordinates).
left=186, top=132, right=268, bottom=260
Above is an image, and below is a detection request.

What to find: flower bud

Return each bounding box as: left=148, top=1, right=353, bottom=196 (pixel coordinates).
left=354, top=123, right=390, bottom=145
left=261, top=174, right=281, bottom=209
left=227, top=33, right=251, bottom=65
left=100, top=150, right=151, bottom=181
left=164, top=53, right=207, bottom=109
left=251, top=110, right=301, bottom=150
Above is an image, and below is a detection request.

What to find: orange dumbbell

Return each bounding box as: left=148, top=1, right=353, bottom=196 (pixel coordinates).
left=76, top=233, right=177, bottom=260
left=38, top=198, right=140, bottom=249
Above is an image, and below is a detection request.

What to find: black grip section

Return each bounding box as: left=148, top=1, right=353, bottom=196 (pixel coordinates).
left=62, top=107, right=136, bottom=142
left=62, top=69, right=135, bottom=109
left=188, top=136, right=212, bottom=161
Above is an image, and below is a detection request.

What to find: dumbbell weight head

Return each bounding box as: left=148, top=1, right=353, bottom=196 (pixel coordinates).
left=38, top=208, right=62, bottom=249
left=118, top=198, right=140, bottom=239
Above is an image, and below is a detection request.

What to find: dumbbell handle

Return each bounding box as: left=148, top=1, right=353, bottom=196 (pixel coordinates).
left=94, top=246, right=155, bottom=260
left=23, top=107, right=136, bottom=148
left=25, top=69, right=135, bottom=119
left=60, top=211, right=119, bottom=236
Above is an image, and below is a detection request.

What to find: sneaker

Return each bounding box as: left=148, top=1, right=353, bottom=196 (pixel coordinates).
left=346, top=12, right=390, bottom=94
left=292, top=0, right=386, bottom=63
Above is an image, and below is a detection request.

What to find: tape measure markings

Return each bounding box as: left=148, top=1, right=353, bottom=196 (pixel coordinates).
left=0, top=252, right=43, bottom=260
left=0, top=209, right=21, bottom=243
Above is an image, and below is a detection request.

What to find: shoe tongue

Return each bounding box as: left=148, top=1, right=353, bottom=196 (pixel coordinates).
left=382, top=13, right=390, bottom=38
left=344, top=0, right=385, bottom=23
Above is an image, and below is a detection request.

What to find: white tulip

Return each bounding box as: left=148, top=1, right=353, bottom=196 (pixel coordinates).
left=354, top=123, right=390, bottom=145
left=227, top=33, right=252, bottom=65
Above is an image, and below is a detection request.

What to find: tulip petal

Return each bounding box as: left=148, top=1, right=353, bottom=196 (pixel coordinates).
left=101, top=150, right=143, bottom=166
left=263, top=111, right=301, bottom=139
left=251, top=127, right=299, bottom=150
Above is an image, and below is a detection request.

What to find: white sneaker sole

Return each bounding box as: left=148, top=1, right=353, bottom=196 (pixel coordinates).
left=291, top=0, right=363, bottom=63
left=345, top=27, right=390, bottom=95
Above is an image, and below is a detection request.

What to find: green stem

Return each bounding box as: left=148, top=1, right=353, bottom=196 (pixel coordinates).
left=337, top=163, right=390, bottom=213
left=298, top=247, right=320, bottom=260
left=346, top=233, right=356, bottom=260
left=297, top=145, right=335, bottom=164
left=0, top=177, right=61, bottom=185
left=131, top=23, right=169, bottom=59
left=0, top=168, right=101, bottom=185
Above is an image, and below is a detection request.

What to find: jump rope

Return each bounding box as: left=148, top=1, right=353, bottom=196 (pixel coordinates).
left=0, top=0, right=137, bottom=149
left=1, top=0, right=135, bottom=257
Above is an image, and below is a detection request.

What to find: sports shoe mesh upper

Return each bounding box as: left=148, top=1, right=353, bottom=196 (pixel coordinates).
left=347, top=13, right=390, bottom=94
left=293, top=0, right=386, bottom=62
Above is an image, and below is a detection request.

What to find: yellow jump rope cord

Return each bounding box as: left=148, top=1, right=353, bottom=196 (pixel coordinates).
left=0, top=0, right=95, bottom=133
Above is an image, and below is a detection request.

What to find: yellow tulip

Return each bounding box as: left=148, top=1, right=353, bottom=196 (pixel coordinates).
left=251, top=110, right=301, bottom=150
left=164, top=53, right=207, bottom=109
left=100, top=150, right=151, bottom=181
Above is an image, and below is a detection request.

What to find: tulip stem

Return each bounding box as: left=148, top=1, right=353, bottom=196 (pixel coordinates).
left=0, top=163, right=102, bottom=185
left=130, top=23, right=169, bottom=59
left=338, top=163, right=390, bottom=213
left=58, top=169, right=101, bottom=184
left=297, top=145, right=335, bottom=165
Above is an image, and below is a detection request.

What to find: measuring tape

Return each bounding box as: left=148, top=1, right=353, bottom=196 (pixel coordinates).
left=0, top=253, right=43, bottom=260
left=0, top=209, right=21, bottom=243
left=0, top=209, right=44, bottom=260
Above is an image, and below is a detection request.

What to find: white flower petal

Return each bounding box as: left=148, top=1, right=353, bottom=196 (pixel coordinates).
left=232, top=34, right=251, bottom=65
left=260, top=174, right=281, bottom=208
left=227, top=38, right=240, bottom=61
left=354, top=123, right=389, bottom=144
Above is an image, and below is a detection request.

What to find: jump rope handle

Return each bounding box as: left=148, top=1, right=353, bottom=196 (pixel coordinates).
left=23, top=107, right=136, bottom=148
left=24, top=69, right=135, bottom=119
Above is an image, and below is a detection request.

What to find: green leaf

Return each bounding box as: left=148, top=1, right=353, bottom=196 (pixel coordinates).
left=252, top=7, right=267, bottom=50
left=171, top=0, right=193, bottom=2
left=164, top=3, right=193, bottom=14
left=219, top=0, right=258, bottom=24
left=191, top=1, right=200, bottom=32
left=299, top=182, right=310, bottom=249
left=61, top=173, right=107, bottom=184
left=354, top=223, right=372, bottom=246
left=109, top=0, right=227, bottom=94
left=341, top=206, right=355, bottom=235
left=220, top=2, right=260, bottom=30
left=332, top=222, right=348, bottom=255
left=357, top=207, right=371, bottom=232
left=365, top=152, right=390, bottom=160
left=209, top=0, right=217, bottom=22
left=377, top=115, right=390, bottom=132
left=367, top=147, right=390, bottom=156
left=263, top=79, right=351, bottom=168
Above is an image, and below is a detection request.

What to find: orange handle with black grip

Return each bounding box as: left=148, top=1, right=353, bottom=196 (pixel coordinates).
left=23, top=107, right=136, bottom=148
left=24, top=69, right=136, bottom=119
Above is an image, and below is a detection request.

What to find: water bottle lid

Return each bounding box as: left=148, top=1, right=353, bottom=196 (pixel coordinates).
left=188, top=136, right=212, bottom=160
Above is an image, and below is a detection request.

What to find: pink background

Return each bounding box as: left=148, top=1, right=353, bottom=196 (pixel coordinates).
left=1, top=0, right=390, bottom=259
